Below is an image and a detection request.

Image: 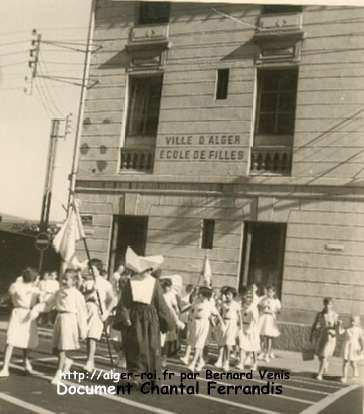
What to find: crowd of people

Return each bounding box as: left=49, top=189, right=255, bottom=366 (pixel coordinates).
left=0, top=250, right=363, bottom=386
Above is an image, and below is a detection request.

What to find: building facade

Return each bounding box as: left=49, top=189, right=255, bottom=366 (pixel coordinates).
left=75, top=1, right=364, bottom=348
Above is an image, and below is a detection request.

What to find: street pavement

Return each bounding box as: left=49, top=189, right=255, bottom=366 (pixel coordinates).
left=0, top=324, right=362, bottom=414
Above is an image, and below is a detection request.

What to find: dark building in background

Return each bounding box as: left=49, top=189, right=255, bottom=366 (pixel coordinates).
left=0, top=214, right=60, bottom=294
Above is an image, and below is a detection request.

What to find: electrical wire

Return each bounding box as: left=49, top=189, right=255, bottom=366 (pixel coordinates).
left=35, top=73, right=60, bottom=118
left=35, top=82, right=53, bottom=118
left=38, top=56, right=64, bottom=115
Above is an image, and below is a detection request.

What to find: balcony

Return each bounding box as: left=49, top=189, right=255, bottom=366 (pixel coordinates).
left=255, top=11, right=303, bottom=41
left=120, top=148, right=154, bottom=174
left=126, top=24, right=170, bottom=51
left=250, top=146, right=292, bottom=175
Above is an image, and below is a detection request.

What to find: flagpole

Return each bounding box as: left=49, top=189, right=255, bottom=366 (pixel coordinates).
left=66, top=198, right=114, bottom=367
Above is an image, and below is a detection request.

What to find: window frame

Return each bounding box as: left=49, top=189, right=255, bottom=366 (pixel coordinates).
left=215, top=68, right=230, bottom=100
left=262, top=5, right=303, bottom=14
left=137, top=2, right=170, bottom=25
left=200, top=219, right=215, bottom=250
left=255, top=67, right=298, bottom=137
left=126, top=73, right=164, bottom=139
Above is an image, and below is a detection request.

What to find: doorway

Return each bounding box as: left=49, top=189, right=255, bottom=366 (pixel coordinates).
left=239, top=222, right=287, bottom=298
left=109, top=215, right=148, bottom=273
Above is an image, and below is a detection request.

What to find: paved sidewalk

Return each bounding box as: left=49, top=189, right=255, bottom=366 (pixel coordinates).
left=1, top=320, right=363, bottom=385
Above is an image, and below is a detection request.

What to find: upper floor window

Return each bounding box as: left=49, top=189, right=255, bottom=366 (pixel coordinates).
left=138, top=2, right=170, bottom=25
left=201, top=219, right=215, bottom=250
left=127, top=75, right=163, bottom=137
left=216, top=68, right=230, bottom=100
left=255, top=68, right=298, bottom=136
left=262, top=5, right=303, bottom=14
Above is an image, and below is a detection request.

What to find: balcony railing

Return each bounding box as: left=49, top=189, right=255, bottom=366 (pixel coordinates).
left=127, top=24, right=169, bottom=49
left=250, top=146, right=292, bottom=175
left=257, top=12, right=303, bottom=36
left=120, top=148, right=154, bottom=173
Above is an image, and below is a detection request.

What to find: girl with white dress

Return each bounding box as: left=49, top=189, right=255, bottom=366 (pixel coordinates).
left=258, top=286, right=281, bottom=362
left=31, top=269, right=88, bottom=384
left=0, top=268, right=40, bottom=377
left=339, top=315, right=364, bottom=383
left=310, top=297, right=340, bottom=381
left=218, top=287, right=240, bottom=372
left=187, top=287, right=224, bottom=372
left=237, top=290, right=260, bottom=371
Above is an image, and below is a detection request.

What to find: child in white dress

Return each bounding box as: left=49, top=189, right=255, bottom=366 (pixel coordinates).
left=310, top=297, right=340, bottom=381
left=218, top=287, right=240, bottom=372
left=339, top=315, right=364, bottom=383
left=82, top=259, right=116, bottom=372
left=0, top=268, right=40, bottom=377
left=258, top=286, right=281, bottom=362
left=187, top=287, right=224, bottom=372
left=31, top=269, right=88, bottom=384
left=237, top=289, right=260, bottom=371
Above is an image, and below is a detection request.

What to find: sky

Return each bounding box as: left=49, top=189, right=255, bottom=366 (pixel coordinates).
left=0, top=0, right=91, bottom=221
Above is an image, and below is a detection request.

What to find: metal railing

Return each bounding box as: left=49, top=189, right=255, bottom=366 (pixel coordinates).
left=120, top=148, right=154, bottom=173
left=250, top=146, right=292, bottom=175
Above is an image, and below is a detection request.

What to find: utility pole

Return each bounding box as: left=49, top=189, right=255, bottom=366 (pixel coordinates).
left=67, top=0, right=96, bottom=212
left=25, top=29, right=41, bottom=96
left=37, top=119, right=62, bottom=273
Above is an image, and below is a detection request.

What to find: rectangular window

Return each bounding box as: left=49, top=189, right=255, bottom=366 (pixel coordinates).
left=255, top=68, right=298, bottom=136
left=262, top=5, right=303, bottom=14
left=216, top=68, right=229, bottom=100
left=138, top=2, right=170, bottom=25
left=81, top=215, right=93, bottom=226
left=201, top=219, right=215, bottom=249
left=127, top=75, right=163, bottom=138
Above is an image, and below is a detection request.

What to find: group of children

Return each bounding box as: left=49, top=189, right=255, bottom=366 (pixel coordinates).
left=0, top=265, right=363, bottom=385
left=310, top=297, right=364, bottom=383
left=159, top=282, right=282, bottom=373
left=0, top=261, right=117, bottom=384
left=160, top=281, right=364, bottom=383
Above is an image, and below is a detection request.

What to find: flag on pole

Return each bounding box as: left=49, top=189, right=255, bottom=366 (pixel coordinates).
left=201, top=256, right=212, bottom=287
left=53, top=199, right=85, bottom=264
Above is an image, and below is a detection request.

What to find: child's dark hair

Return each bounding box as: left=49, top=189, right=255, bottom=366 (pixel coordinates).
left=22, top=267, right=38, bottom=283
left=266, top=285, right=277, bottom=296
left=62, top=268, right=78, bottom=282
left=160, top=278, right=172, bottom=290
left=151, top=268, right=162, bottom=279
left=185, top=284, right=194, bottom=293
left=198, top=286, right=212, bottom=299
left=88, top=258, right=104, bottom=273
left=323, top=297, right=333, bottom=306
left=224, top=286, right=237, bottom=297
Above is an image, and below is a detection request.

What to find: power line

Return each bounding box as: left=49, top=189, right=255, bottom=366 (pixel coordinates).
left=0, top=50, right=27, bottom=58
left=35, top=74, right=60, bottom=118
left=38, top=56, right=64, bottom=115
left=35, top=82, right=53, bottom=118
left=0, top=61, right=27, bottom=68
left=0, top=40, right=28, bottom=48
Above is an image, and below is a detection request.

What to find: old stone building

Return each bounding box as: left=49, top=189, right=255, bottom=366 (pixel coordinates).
left=75, top=1, right=364, bottom=347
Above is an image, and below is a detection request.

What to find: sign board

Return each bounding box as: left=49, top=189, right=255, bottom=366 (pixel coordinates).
left=35, top=232, right=51, bottom=251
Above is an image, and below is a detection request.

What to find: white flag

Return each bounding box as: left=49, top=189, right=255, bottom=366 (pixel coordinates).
left=53, top=199, right=85, bottom=264
left=201, top=256, right=212, bottom=287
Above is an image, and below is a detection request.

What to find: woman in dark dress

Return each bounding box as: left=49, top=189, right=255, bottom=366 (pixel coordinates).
left=114, top=248, right=175, bottom=383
